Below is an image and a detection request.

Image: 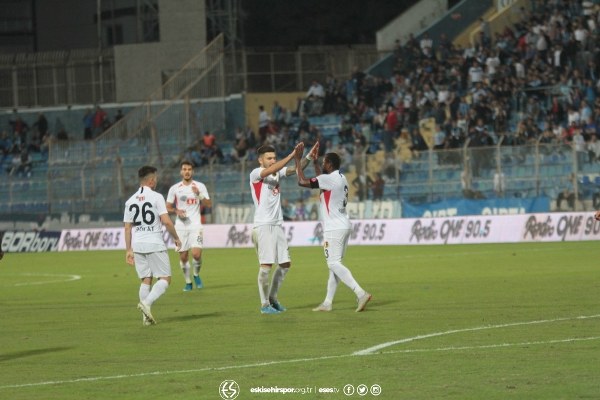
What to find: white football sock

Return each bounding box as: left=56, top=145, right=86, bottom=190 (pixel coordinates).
left=139, top=283, right=151, bottom=302
left=327, top=261, right=365, bottom=297
left=180, top=261, right=192, bottom=284
left=324, top=270, right=339, bottom=305
left=144, top=279, right=169, bottom=306
left=268, top=266, right=289, bottom=301
left=258, top=266, right=270, bottom=306
left=192, top=258, right=202, bottom=276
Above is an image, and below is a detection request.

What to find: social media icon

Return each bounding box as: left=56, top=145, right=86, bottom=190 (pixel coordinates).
left=371, top=384, right=382, bottom=396
left=357, top=384, right=368, bottom=396
left=219, top=380, right=240, bottom=399
left=343, top=384, right=355, bottom=396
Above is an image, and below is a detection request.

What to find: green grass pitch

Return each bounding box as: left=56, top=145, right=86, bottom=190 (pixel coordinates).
left=0, top=242, right=599, bottom=399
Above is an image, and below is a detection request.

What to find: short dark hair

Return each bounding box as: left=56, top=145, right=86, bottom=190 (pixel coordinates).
left=138, top=165, right=157, bottom=179
left=257, top=145, right=276, bottom=156
left=325, top=152, right=341, bottom=170
left=180, top=160, right=194, bottom=168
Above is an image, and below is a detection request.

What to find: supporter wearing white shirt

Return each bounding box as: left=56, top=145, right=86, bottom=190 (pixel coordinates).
left=306, top=80, right=325, bottom=98
left=468, top=61, right=484, bottom=86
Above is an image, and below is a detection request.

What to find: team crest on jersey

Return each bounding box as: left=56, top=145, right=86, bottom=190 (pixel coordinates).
left=268, top=184, right=280, bottom=195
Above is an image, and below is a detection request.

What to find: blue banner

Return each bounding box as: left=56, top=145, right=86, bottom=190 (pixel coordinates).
left=401, top=197, right=551, bottom=218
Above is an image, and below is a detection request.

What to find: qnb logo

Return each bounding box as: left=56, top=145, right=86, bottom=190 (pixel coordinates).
left=219, top=380, right=240, bottom=399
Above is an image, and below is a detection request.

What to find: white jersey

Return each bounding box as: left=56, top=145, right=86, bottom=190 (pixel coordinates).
left=166, top=180, right=210, bottom=229
left=123, top=186, right=168, bottom=253
left=249, top=166, right=288, bottom=226
left=315, top=170, right=351, bottom=232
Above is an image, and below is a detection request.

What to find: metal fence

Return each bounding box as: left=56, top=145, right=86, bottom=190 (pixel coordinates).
left=0, top=48, right=116, bottom=108
left=225, top=45, right=383, bottom=93
left=3, top=136, right=596, bottom=226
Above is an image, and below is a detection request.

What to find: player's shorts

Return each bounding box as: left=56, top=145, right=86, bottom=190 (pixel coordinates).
left=252, top=224, right=290, bottom=265
left=176, top=227, right=204, bottom=252
left=134, top=250, right=171, bottom=279
left=323, top=229, right=351, bottom=264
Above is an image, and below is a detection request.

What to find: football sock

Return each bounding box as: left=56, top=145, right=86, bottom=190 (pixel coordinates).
left=327, top=261, right=365, bottom=297
left=192, top=258, right=202, bottom=276
left=258, top=266, right=270, bottom=306
left=324, top=270, right=340, bottom=305
left=139, top=283, right=151, bottom=302
left=268, top=266, right=289, bottom=301
left=180, top=261, right=192, bottom=284
left=144, top=279, right=169, bottom=306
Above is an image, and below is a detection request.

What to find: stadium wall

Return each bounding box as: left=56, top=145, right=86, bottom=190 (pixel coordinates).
left=376, top=0, right=448, bottom=52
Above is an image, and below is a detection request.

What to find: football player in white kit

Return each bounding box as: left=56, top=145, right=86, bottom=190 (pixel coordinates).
left=294, top=145, right=372, bottom=312
left=250, top=142, right=318, bottom=314
left=166, top=161, right=212, bottom=291
left=124, top=166, right=182, bottom=325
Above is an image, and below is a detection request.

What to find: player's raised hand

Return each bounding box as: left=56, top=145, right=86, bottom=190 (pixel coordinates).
left=294, top=142, right=305, bottom=160
left=309, top=141, right=319, bottom=159
left=595, top=210, right=600, bottom=221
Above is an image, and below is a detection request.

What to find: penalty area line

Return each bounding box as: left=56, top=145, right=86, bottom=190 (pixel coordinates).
left=353, top=313, right=600, bottom=355
left=1, top=335, right=599, bottom=390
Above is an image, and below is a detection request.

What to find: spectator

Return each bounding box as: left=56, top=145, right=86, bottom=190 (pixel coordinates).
left=8, top=147, right=32, bottom=178
left=369, top=173, right=385, bottom=200
left=93, top=106, right=107, bottom=137
left=305, top=80, right=325, bottom=116
left=83, top=108, right=94, bottom=140
left=258, top=105, right=270, bottom=144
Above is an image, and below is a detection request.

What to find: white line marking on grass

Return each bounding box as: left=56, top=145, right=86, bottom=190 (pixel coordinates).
left=380, top=336, right=600, bottom=355
left=1, top=314, right=599, bottom=390
left=353, top=314, right=600, bottom=355
left=12, top=273, right=82, bottom=286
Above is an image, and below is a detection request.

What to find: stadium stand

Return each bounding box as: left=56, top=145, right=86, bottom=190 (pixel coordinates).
left=2, top=0, right=600, bottom=226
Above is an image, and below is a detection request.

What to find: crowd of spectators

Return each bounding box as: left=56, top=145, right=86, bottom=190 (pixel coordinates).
left=233, top=0, right=600, bottom=183
left=0, top=106, right=125, bottom=179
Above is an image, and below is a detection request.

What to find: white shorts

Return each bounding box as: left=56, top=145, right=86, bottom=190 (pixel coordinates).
left=134, top=251, right=172, bottom=279
left=252, top=224, right=290, bottom=265
left=323, top=229, right=351, bottom=264
left=176, top=227, right=204, bottom=252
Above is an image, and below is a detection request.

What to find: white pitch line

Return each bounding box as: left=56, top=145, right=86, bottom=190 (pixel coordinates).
left=379, top=336, right=600, bottom=355
left=12, top=273, right=82, bottom=287
left=1, top=314, right=599, bottom=390
left=353, top=314, right=600, bottom=355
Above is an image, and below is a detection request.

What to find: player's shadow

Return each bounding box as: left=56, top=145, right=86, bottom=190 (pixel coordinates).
left=0, top=346, right=73, bottom=362
left=162, top=312, right=220, bottom=322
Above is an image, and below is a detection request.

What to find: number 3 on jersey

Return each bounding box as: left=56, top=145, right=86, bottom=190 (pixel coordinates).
left=129, top=202, right=155, bottom=226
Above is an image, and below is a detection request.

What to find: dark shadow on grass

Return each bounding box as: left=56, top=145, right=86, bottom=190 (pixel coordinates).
left=0, top=346, right=73, bottom=362
left=161, top=312, right=221, bottom=322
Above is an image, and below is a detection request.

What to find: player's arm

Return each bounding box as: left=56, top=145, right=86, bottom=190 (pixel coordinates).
left=285, top=141, right=319, bottom=176
left=166, top=200, right=186, bottom=219
left=191, top=183, right=212, bottom=208
left=259, top=143, right=304, bottom=178
left=160, top=213, right=182, bottom=251
left=595, top=210, right=600, bottom=221
left=124, top=222, right=134, bottom=265
left=294, top=150, right=320, bottom=188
